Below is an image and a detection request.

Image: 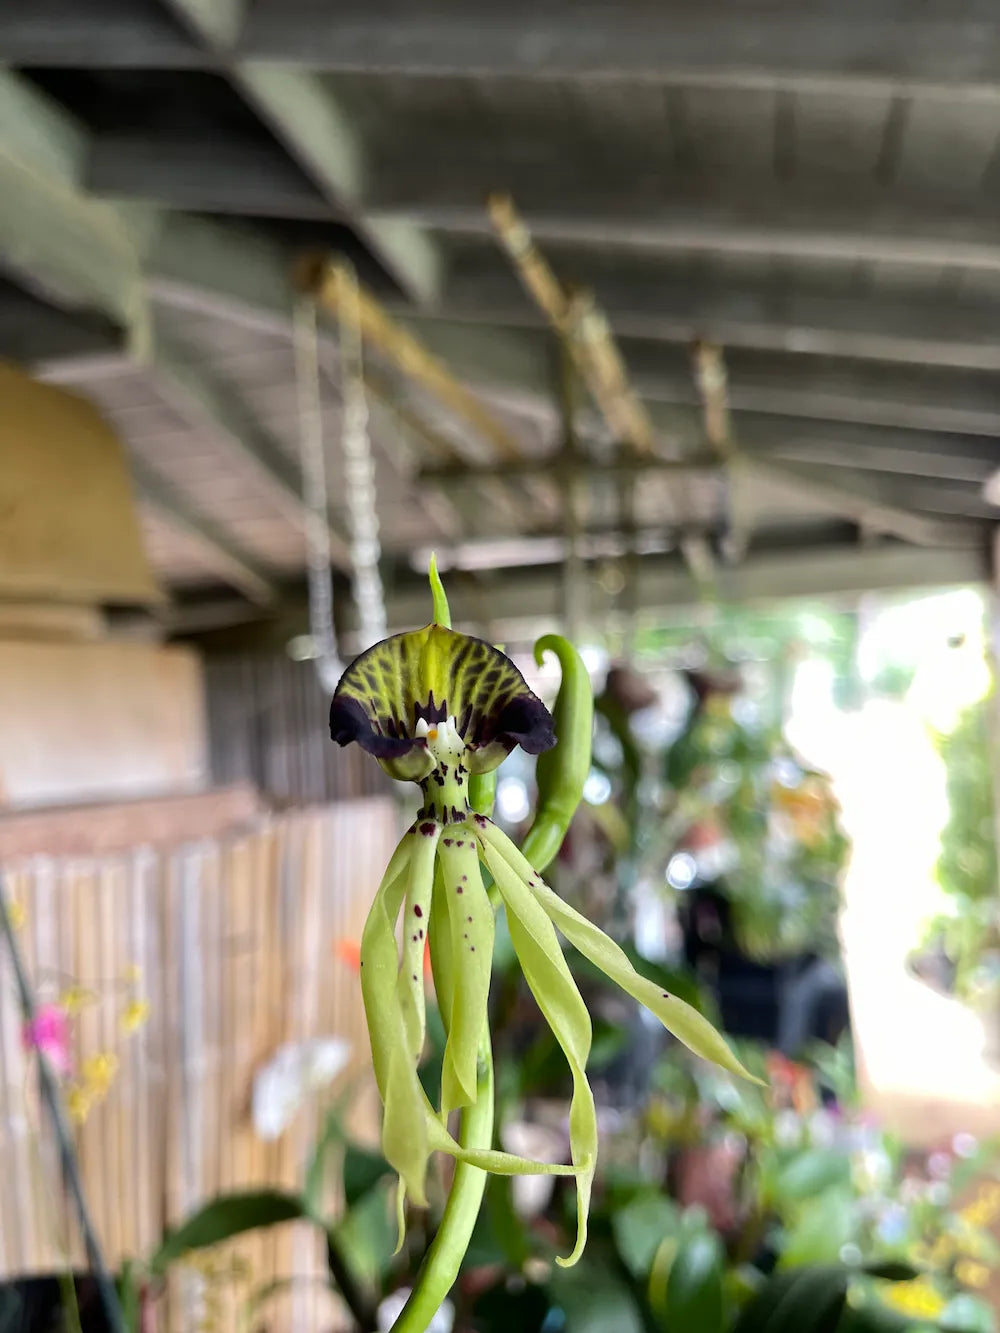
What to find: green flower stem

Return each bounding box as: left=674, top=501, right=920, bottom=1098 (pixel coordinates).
left=389, top=618, right=591, bottom=1330
left=390, top=1029, right=495, bottom=1333
left=468, top=770, right=497, bottom=817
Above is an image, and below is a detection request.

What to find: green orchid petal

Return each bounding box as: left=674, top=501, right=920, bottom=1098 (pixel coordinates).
left=394, top=1181, right=407, bottom=1257
left=484, top=823, right=760, bottom=1085
left=439, top=833, right=495, bottom=1115
left=428, top=552, right=451, bottom=627
left=477, top=823, right=597, bottom=1268
left=329, top=624, right=554, bottom=780
left=428, top=862, right=455, bottom=1038
left=426, top=1112, right=576, bottom=1177
left=396, top=825, right=439, bottom=1065
left=360, top=828, right=432, bottom=1206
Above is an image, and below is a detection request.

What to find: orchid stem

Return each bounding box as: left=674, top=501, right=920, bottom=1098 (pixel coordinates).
left=391, top=1028, right=494, bottom=1333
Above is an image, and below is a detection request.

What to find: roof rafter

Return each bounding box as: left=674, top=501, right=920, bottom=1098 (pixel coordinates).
left=153, top=0, right=444, bottom=303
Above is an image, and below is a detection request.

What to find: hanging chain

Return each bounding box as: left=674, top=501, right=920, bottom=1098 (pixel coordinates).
left=293, top=293, right=343, bottom=692
left=336, top=262, right=387, bottom=650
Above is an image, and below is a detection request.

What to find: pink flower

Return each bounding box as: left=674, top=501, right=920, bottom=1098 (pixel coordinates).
left=22, top=1005, right=71, bottom=1076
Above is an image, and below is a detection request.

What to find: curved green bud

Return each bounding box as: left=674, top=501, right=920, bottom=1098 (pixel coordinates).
left=522, top=635, right=594, bottom=874
left=428, top=552, right=451, bottom=627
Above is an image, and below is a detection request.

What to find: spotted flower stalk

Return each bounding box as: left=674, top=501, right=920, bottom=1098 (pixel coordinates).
left=330, top=563, right=754, bottom=1331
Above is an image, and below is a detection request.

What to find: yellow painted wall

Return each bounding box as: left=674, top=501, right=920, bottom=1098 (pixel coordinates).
left=0, top=361, right=160, bottom=605
left=0, top=639, right=205, bottom=808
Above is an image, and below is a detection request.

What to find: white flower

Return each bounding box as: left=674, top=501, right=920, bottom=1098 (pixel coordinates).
left=807, top=1109, right=838, bottom=1149
left=773, top=1109, right=803, bottom=1147
left=953, top=1132, right=978, bottom=1159
left=252, top=1038, right=350, bottom=1141
left=377, top=1289, right=454, bottom=1333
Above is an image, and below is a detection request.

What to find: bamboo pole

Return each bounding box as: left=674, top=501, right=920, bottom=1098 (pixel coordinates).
left=488, top=192, right=658, bottom=456
left=298, top=257, right=524, bottom=463
left=487, top=193, right=714, bottom=586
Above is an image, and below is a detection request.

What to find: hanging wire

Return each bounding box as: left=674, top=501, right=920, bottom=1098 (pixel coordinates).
left=336, top=262, right=387, bottom=650
left=293, top=294, right=343, bottom=693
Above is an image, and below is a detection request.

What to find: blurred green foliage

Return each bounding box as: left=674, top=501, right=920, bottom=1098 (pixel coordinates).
left=924, top=690, right=1000, bottom=1002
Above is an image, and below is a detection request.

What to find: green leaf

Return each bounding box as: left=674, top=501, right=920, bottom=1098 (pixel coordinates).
left=731, top=1266, right=847, bottom=1333
left=939, top=1293, right=996, bottom=1333
left=774, top=1149, right=852, bottom=1202
left=836, top=1303, right=930, bottom=1333
left=150, top=1190, right=309, bottom=1274
left=484, top=1175, right=533, bottom=1270
left=472, top=1276, right=554, bottom=1333
left=343, top=1143, right=393, bottom=1209
left=549, top=1255, right=645, bottom=1333
left=779, top=1190, right=854, bottom=1268
left=664, top=1231, right=726, bottom=1333
left=305, top=1105, right=346, bottom=1219
left=860, top=1261, right=920, bottom=1282
left=332, top=1185, right=395, bottom=1285
left=612, top=1194, right=680, bottom=1279
left=117, top=1259, right=142, bottom=1333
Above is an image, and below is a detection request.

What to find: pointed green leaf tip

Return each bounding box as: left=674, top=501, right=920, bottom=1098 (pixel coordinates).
left=428, top=552, right=451, bottom=628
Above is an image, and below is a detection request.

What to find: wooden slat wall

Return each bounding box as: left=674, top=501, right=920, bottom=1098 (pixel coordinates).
left=0, top=798, right=399, bottom=1332
left=204, top=656, right=388, bottom=808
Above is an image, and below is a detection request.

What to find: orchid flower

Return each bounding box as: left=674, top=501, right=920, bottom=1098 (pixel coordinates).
left=22, top=1003, right=72, bottom=1076
left=329, top=563, right=755, bottom=1331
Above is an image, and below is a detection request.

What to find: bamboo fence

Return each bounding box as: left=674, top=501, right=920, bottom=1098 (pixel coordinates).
left=0, top=797, right=400, bottom=1332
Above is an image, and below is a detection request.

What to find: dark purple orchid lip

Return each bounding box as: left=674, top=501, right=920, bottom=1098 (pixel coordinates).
left=329, top=624, right=554, bottom=780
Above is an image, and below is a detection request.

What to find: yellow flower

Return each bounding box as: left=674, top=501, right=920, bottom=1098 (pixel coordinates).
left=955, top=1258, right=990, bottom=1290
left=66, top=1084, right=93, bottom=1125
left=120, top=998, right=150, bottom=1033
left=881, top=1277, right=946, bottom=1320
left=81, top=1052, right=119, bottom=1099
left=122, top=962, right=143, bottom=986
left=60, top=986, right=98, bottom=1015
left=6, top=901, right=26, bottom=931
